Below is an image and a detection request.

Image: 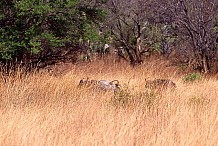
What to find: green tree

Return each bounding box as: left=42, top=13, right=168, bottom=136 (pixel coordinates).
left=0, top=0, right=106, bottom=67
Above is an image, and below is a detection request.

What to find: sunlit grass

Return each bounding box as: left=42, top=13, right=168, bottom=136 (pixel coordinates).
left=0, top=57, right=217, bottom=146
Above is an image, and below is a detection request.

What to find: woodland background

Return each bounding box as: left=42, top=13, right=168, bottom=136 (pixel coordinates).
left=0, top=0, right=218, bottom=73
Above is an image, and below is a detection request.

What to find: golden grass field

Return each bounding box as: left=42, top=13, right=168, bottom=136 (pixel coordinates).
left=0, top=57, right=217, bottom=146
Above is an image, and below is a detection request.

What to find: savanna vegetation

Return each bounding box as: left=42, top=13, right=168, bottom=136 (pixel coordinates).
left=0, top=0, right=218, bottom=145
left=0, top=58, right=218, bottom=145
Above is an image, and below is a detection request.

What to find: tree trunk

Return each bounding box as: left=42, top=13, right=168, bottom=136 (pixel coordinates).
left=202, top=53, right=210, bottom=73
left=135, top=37, right=143, bottom=63
left=124, top=46, right=136, bottom=65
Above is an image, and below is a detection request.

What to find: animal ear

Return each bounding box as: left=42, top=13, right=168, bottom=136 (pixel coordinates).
left=116, top=84, right=121, bottom=88
left=81, top=78, right=86, bottom=81
left=111, top=80, right=119, bottom=85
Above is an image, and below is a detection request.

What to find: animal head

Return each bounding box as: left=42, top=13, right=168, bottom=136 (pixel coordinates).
left=110, top=80, right=119, bottom=85
left=78, top=77, right=93, bottom=87
left=79, top=77, right=88, bottom=84
left=110, top=80, right=121, bottom=91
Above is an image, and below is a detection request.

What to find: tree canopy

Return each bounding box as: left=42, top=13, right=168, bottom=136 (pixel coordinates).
left=0, top=0, right=106, bottom=66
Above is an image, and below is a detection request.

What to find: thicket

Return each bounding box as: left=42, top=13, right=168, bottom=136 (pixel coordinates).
left=0, top=0, right=218, bottom=73
left=0, top=0, right=106, bottom=70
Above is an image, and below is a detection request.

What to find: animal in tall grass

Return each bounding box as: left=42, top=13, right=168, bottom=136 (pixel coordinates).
left=78, top=78, right=120, bottom=92
left=145, top=78, right=176, bottom=90
left=78, top=78, right=98, bottom=87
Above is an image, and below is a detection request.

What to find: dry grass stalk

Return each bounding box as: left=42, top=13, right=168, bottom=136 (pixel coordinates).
left=0, top=58, right=217, bottom=146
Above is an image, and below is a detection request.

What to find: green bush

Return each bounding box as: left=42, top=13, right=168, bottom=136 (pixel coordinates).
left=183, top=73, right=202, bottom=82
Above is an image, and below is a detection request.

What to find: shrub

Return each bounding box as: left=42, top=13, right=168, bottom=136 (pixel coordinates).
left=183, top=73, right=202, bottom=82
left=111, top=84, right=133, bottom=108
left=111, top=84, right=160, bottom=110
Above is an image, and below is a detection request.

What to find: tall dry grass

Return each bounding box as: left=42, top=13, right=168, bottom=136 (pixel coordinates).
left=0, top=58, right=217, bottom=146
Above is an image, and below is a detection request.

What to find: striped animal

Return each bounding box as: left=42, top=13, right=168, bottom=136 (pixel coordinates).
left=78, top=78, right=120, bottom=92
left=145, top=78, right=176, bottom=90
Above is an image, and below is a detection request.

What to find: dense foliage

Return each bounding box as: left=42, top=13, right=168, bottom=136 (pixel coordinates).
left=0, top=0, right=105, bottom=66
left=0, top=0, right=218, bottom=73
